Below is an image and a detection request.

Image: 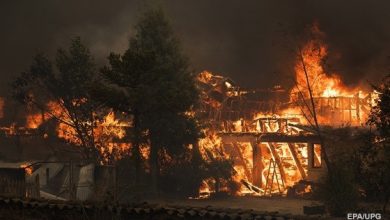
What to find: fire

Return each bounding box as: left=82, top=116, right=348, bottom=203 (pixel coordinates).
left=293, top=23, right=357, bottom=99
left=198, top=71, right=214, bottom=85
left=198, top=129, right=223, bottom=159
left=25, top=101, right=65, bottom=129
left=26, top=113, right=44, bottom=129
left=196, top=70, right=315, bottom=196
left=57, top=109, right=131, bottom=162
left=94, top=112, right=131, bottom=163
left=289, top=23, right=373, bottom=126
left=22, top=99, right=132, bottom=163
left=20, top=163, right=33, bottom=175
left=196, top=44, right=372, bottom=196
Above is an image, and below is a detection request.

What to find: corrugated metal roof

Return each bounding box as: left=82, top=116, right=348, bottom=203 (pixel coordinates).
left=0, top=197, right=324, bottom=220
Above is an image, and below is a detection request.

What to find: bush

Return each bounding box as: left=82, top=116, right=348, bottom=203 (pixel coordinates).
left=159, top=158, right=205, bottom=197
left=316, top=164, right=359, bottom=216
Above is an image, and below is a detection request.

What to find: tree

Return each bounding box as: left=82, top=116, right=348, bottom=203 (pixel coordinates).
left=101, top=8, right=201, bottom=192
left=366, top=74, right=390, bottom=212
left=12, top=37, right=104, bottom=163
left=313, top=75, right=390, bottom=215
left=315, top=127, right=363, bottom=216
left=370, top=74, right=390, bottom=138
left=159, top=144, right=206, bottom=197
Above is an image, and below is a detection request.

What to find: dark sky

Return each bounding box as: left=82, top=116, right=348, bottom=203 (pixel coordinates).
left=1, top=0, right=389, bottom=96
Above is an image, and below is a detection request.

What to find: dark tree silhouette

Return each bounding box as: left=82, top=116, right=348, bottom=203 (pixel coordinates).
left=101, top=8, right=201, bottom=192
left=12, top=38, right=104, bottom=163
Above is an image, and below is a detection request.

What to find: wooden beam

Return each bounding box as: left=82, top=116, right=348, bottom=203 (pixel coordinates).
left=219, top=133, right=321, bottom=144
left=287, top=143, right=306, bottom=179
left=231, top=142, right=252, bottom=182
left=313, top=144, right=321, bottom=168
left=307, top=143, right=320, bottom=169
left=221, top=135, right=257, bottom=144
left=252, top=142, right=263, bottom=188
left=258, top=133, right=321, bottom=143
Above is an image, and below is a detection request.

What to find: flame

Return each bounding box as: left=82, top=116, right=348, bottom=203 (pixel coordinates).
left=198, top=129, right=223, bottom=159
left=197, top=71, right=214, bottom=85
left=23, top=100, right=132, bottom=163
left=26, top=113, right=44, bottom=129
left=8, top=123, right=17, bottom=135
left=289, top=23, right=372, bottom=126
left=94, top=112, right=131, bottom=163
left=56, top=109, right=131, bottom=162
left=20, top=163, right=33, bottom=175
left=292, top=23, right=358, bottom=99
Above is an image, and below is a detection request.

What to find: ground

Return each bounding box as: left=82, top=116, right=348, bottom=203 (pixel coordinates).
left=146, top=196, right=322, bottom=215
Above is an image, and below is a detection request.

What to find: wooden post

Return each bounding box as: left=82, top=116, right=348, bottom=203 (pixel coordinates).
left=232, top=142, right=252, bottom=182
left=35, top=174, right=40, bottom=198
left=349, top=98, right=352, bottom=122
left=69, top=160, right=74, bottom=200
left=287, top=143, right=306, bottom=179
left=252, top=142, right=263, bottom=188
left=45, top=168, right=50, bottom=186
left=356, top=93, right=360, bottom=123
left=307, top=143, right=314, bottom=169
left=114, top=165, right=117, bottom=202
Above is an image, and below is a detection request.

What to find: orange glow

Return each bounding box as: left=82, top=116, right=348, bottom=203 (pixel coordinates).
left=289, top=23, right=371, bottom=126
left=22, top=100, right=131, bottom=163
left=198, top=129, right=223, bottom=159
left=197, top=71, right=214, bottom=85
left=26, top=113, right=44, bottom=129
left=56, top=109, right=131, bottom=162
left=292, top=23, right=361, bottom=100
left=20, top=163, right=33, bottom=175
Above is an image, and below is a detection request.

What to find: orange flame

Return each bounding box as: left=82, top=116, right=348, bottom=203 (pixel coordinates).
left=26, top=113, right=44, bottom=129
left=289, top=23, right=371, bottom=125
left=20, top=163, right=33, bottom=175
left=292, top=23, right=357, bottom=99
left=23, top=100, right=131, bottom=163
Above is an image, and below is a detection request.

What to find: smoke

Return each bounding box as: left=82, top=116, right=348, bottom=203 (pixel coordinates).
left=0, top=0, right=389, bottom=96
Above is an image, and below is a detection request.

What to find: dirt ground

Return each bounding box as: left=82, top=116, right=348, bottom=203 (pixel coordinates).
left=146, top=196, right=322, bottom=215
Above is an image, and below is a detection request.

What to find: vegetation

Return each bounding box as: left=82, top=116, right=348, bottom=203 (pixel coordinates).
left=315, top=74, right=390, bottom=215
left=12, top=38, right=104, bottom=163
left=100, top=8, right=206, bottom=195
left=366, top=74, right=390, bottom=212
left=316, top=163, right=359, bottom=216
left=315, top=127, right=362, bottom=216
left=11, top=7, right=236, bottom=198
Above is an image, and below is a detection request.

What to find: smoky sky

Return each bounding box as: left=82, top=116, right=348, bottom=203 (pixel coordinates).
left=0, top=0, right=389, bottom=96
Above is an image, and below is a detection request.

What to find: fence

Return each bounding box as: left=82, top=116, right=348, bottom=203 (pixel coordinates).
left=0, top=168, right=25, bottom=198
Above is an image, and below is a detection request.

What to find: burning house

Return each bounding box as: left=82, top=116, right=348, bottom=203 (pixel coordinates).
left=196, top=24, right=375, bottom=197
left=196, top=71, right=373, bottom=196
left=196, top=71, right=326, bottom=196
